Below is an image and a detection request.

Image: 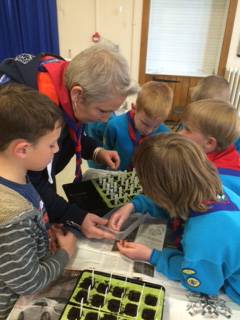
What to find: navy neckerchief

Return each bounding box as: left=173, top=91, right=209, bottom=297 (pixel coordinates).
left=127, top=110, right=146, bottom=146
left=190, top=192, right=238, bottom=218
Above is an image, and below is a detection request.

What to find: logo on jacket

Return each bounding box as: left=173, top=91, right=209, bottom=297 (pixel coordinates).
left=15, top=53, right=35, bottom=64
left=186, top=277, right=201, bottom=288
left=182, top=268, right=196, bottom=275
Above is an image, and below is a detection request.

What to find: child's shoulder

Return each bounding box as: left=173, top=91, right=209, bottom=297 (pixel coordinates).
left=234, top=137, right=240, bottom=153
left=223, top=185, right=240, bottom=209
left=107, top=111, right=129, bottom=126
left=155, top=123, right=171, bottom=134
left=0, top=183, right=33, bottom=224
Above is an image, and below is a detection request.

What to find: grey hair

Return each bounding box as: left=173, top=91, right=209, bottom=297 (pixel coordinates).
left=64, top=41, right=138, bottom=104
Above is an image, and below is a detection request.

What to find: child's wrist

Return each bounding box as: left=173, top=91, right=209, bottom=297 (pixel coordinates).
left=125, top=203, right=134, bottom=211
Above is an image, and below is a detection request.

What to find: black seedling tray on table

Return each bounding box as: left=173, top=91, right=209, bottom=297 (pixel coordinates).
left=63, top=180, right=109, bottom=216
left=63, top=171, right=142, bottom=216
left=60, top=269, right=165, bottom=320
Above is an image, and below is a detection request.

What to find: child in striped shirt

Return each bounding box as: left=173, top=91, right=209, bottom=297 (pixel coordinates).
left=0, top=85, right=76, bottom=319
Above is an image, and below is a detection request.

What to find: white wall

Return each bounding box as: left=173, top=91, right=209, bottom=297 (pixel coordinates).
left=227, top=0, right=240, bottom=68
left=57, top=0, right=143, bottom=82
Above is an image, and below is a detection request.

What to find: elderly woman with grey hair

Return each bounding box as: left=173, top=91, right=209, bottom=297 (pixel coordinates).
left=0, top=41, right=138, bottom=239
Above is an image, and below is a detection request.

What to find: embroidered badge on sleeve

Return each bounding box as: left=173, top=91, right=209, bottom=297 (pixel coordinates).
left=182, top=268, right=196, bottom=275
left=186, top=277, right=201, bottom=288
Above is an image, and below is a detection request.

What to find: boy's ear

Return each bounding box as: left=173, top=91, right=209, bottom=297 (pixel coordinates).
left=189, top=85, right=200, bottom=102
left=12, top=140, right=31, bottom=159
left=205, top=136, right=217, bottom=153
left=70, top=85, right=84, bottom=105
left=131, top=103, right=137, bottom=112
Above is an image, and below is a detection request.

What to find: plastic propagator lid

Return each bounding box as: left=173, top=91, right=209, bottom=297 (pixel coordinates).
left=100, top=208, right=145, bottom=240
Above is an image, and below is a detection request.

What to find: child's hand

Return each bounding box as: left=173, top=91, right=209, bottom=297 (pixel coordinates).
left=48, top=224, right=63, bottom=254
left=117, top=240, right=152, bottom=261
left=108, top=203, right=134, bottom=231
left=55, top=229, right=77, bottom=258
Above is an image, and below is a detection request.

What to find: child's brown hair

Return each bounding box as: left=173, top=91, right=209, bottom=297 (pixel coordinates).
left=0, top=84, right=63, bottom=151
left=191, top=75, right=230, bottom=102
left=182, top=99, right=240, bottom=151
left=136, top=81, right=173, bottom=119
left=134, top=133, right=222, bottom=219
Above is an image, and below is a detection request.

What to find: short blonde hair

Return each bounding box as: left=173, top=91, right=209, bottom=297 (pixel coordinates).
left=191, top=75, right=230, bottom=102
left=64, top=42, right=138, bottom=105
left=134, top=133, right=222, bottom=219
left=182, top=99, right=240, bottom=150
left=136, top=81, right=173, bottom=119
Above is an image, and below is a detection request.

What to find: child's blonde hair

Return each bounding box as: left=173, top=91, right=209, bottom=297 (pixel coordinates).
left=136, top=81, right=173, bottom=119
left=191, top=75, right=230, bottom=102
left=134, top=133, right=222, bottom=219
left=182, top=99, right=240, bottom=151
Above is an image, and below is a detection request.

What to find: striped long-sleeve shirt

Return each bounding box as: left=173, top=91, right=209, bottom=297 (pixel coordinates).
left=0, top=182, right=69, bottom=319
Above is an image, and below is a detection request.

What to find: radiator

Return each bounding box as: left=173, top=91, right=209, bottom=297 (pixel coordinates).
left=225, top=68, right=240, bottom=111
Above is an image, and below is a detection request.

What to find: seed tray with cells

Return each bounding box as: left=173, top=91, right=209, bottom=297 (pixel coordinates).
left=63, top=171, right=143, bottom=215
left=60, top=269, right=165, bottom=320
left=92, top=170, right=142, bottom=209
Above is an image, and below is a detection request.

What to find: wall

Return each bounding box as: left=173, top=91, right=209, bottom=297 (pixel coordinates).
left=227, top=0, right=240, bottom=68
left=57, top=0, right=143, bottom=82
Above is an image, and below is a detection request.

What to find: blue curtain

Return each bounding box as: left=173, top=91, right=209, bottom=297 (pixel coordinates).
left=0, top=0, right=59, bottom=61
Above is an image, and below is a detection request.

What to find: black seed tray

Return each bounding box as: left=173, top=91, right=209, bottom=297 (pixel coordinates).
left=59, top=269, right=165, bottom=320
left=63, top=171, right=142, bottom=215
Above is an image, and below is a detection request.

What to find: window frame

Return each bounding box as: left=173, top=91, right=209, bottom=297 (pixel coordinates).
left=139, top=0, right=238, bottom=84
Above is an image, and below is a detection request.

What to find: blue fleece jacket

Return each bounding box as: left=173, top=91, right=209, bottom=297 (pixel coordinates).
left=148, top=186, right=240, bottom=304
left=234, top=137, right=240, bottom=153
left=85, top=114, right=116, bottom=169
left=104, top=112, right=170, bottom=171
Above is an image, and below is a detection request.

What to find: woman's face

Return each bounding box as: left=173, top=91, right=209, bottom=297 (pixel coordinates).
left=74, top=95, right=125, bottom=123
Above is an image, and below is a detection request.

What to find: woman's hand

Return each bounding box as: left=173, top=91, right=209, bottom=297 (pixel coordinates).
left=117, top=240, right=152, bottom=261
left=81, top=213, right=116, bottom=240
left=96, top=148, right=120, bottom=170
